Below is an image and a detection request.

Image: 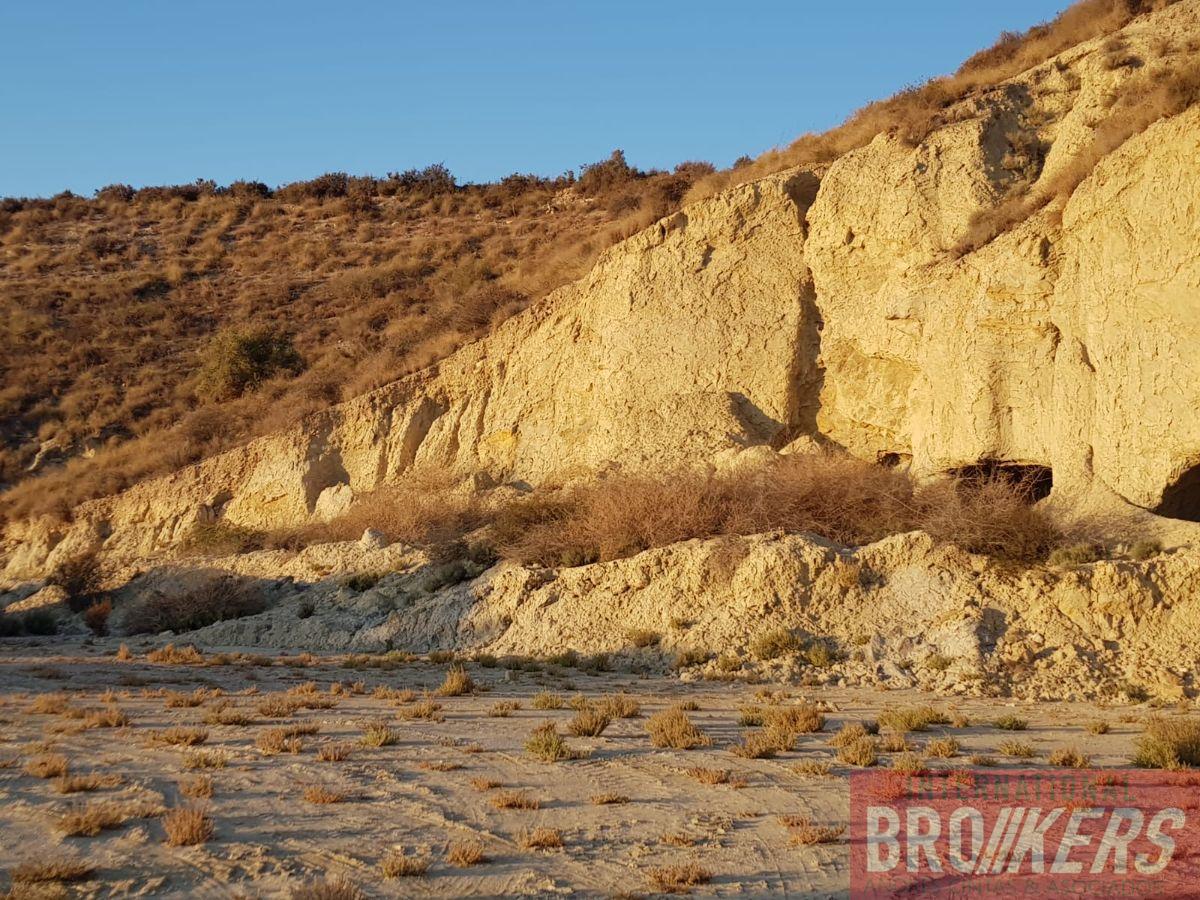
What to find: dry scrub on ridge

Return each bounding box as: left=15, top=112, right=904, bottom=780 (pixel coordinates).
left=273, top=452, right=1099, bottom=567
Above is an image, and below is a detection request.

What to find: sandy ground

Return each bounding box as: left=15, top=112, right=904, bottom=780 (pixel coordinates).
left=0, top=638, right=1163, bottom=898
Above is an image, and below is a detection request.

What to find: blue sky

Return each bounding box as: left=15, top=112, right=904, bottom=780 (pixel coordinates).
left=0, top=1, right=1070, bottom=197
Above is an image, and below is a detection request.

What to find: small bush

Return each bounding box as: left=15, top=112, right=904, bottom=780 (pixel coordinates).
left=782, top=815, right=846, bottom=846
left=531, top=691, right=564, bottom=710
left=380, top=849, right=429, bottom=877
left=436, top=664, right=474, bottom=697
left=566, top=708, right=611, bottom=737
left=196, top=328, right=303, bottom=402
left=121, top=577, right=265, bottom=634
left=647, top=864, right=711, bottom=894
left=837, top=736, right=879, bottom=767
left=1130, top=539, right=1163, bottom=561
left=446, top=840, right=487, bottom=866
left=304, top=786, right=346, bottom=804
left=1048, top=746, right=1091, bottom=768
left=361, top=722, right=400, bottom=747
left=491, top=789, right=539, bottom=810
left=686, top=767, right=729, bottom=785
left=926, top=737, right=960, bottom=759
left=519, top=826, right=563, bottom=850
left=83, top=599, right=112, bottom=636
left=1132, top=718, right=1200, bottom=769
left=596, top=693, right=640, bottom=718
left=793, top=760, right=834, bottom=778
left=625, top=628, right=660, bottom=648
left=997, top=739, right=1037, bottom=759
left=10, top=857, right=95, bottom=885
left=57, top=801, right=131, bottom=836
left=750, top=628, right=802, bottom=661
left=992, top=714, right=1029, bottom=731
left=163, top=806, right=214, bottom=845
left=525, top=723, right=579, bottom=761
left=879, top=706, right=949, bottom=733
left=1047, top=543, right=1103, bottom=567
left=646, top=708, right=711, bottom=750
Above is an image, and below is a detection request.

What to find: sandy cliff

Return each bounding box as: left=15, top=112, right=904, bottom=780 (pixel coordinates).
left=4, top=0, right=1200, bottom=581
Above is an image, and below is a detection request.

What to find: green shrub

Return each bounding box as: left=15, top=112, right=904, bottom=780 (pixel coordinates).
left=195, top=328, right=303, bottom=401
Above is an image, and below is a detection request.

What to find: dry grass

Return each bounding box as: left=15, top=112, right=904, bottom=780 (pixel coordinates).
left=590, top=792, right=630, bottom=805
left=291, top=876, right=365, bottom=899
left=435, top=664, right=474, bottom=697
left=54, top=773, right=121, bottom=794
left=519, top=827, right=563, bottom=850
left=360, top=722, right=400, bottom=747
left=647, top=863, right=712, bottom=894
left=566, top=707, right=611, bottom=737
left=317, top=742, right=353, bottom=762
left=781, top=815, right=846, bottom=846
left=524, top=723, right=581, bottom=761
left=56, top=801, right=133, bottom=837
left=24, top=753, right=69, bottom=779
left=470, top=777, right=501, bottom=791
left=531, top=691, right=564, bottom=710
left=488, top=700, right=520, bottom=717
left=837, top=737, right=879, bottom=767
left=490, top=790, right=539, bottom=810
left=446, top=840, right=488, bottom=866
left=646, top=708, right=711, bottom=750
left=1048, top=746, right=1091, bottom=768
left=180, top=774, right=213, bottom=799
left=597, top=693, right=641, bottom=718
left=10, top=858, right=95, bottom=885
left=183, top=749, right=229, bottom=769
left=398, top=698, right=444, bottom=722
left=162, top=806, right=214, bottom=845
left=81, top=706, right=129, bottom=728
left=686, top=767, right=730, bottom=785
left=997, top=739, right=1038, bottom=759
left=925, top=737, right=961, bottom=759
left=992, top=714, right=1029, bottom=731
left=380, top=849, right=429, bottom=877
left=145, top=644, right=205, bottom=664
left=489, top=452, right=1081, bottom=567
left=149, top=726, right=209, bottom=747
left=793, top=760, right=835, bottom=778
left=304, top=786, right=347, bottom=804
left=730, top=731, right=782, bottom=759
left=1133, top=718, right=1200, bottom=769
left=879, top=706, right=949, bottom=733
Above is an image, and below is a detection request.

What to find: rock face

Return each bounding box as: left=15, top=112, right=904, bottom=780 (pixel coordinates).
left=4, top=1, right=1200, bottom=578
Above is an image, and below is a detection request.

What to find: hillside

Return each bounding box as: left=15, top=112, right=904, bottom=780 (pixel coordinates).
left=0, top=155, right=709, bottom=519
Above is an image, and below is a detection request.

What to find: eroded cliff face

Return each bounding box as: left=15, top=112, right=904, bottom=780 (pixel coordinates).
left=5, top=1, right=1200, bottom=580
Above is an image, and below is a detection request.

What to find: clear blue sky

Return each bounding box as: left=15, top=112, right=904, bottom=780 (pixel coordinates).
left=0, top=1, right=1071, bottom=198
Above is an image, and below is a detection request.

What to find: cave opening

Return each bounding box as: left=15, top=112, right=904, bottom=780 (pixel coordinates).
left=1154, top=463, right=1200, bottom=522
left=948, top=460, right=1053, bottom=503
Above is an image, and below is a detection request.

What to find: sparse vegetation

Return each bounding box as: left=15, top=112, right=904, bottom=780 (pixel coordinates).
left=1048, top=746, right=1091, bottom=768
left=646, top=708, right=711, bottom=749
left=1132, top=717, right=1200, bottom=769
left=380, top=849, right=429, bottom=877
left=121, top=579, right=265, bottom=634
left=446, top=840, right=487, bottom=866
left=519, top=827, right=563, bottom=850
left=566, top=707, right=611, bottom=737
left=436, top=664, right=474, bottom=697
left=360, top=722, right=400, bottom=748
left=647, top=863, right=712, bottom=894
left=163, top=806, right=215, bottom=845
left=992, top=714, right=1029, bottom=731
left=525, top=723, right=580, bottom=761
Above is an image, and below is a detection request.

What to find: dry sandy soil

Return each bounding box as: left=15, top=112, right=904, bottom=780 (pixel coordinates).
left=0, top=638, right=1169, bottom=898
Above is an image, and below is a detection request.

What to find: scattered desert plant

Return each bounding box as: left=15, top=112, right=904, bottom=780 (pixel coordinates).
left=532, top=691, right=564, bottom=710
left=380, top=849, right=429, bottom=877
left=837, top=736, right=879, bottom=767
left=55, top=773, right=121, bottom=794
left=470, top=777, right=501, bottom=791
left=1132, top=717, right=1200, bottom=769
left=591, top=792, right=630, bottom=804
left=124, top=578, right=265, bottom=634
left=686, top=767, right=730, bottom=785
left=969, top=755, right=998, bottom=767
left=10, top=857, right=95, bottom=884
left=1087, top=720, right=1111, bottom=735
left=625, top=628, right=661, bottom=648
left=997, top=739, right=1038, bottom=759
left=436, top=664, right=474, bottom=697
left=25, top=753, right=70, bottom=778
left=519, top=826, right=563, bottom=850
left=793, top=759, right=834, bottom=777
left=489, top=700, right=520, bottom=717
left=257, top=727, right=304, bottom=755
left=304, top=786, right=346, bottom=804
left=646, top=708, right=711, bottom=749
left=183, top=749, right=229, bottom=769
left=890, top=752, right=927, bottom=775
left=145, top=643, right=205, bottom=664
left=647, top=863, right=712, bottom=894
left=525, top=722, right=580, bottom=761
left=878, top=706, right=949, bottom=733
left=57, top=801, right=132, bottom=837
left=360, top=722, right=400, bottom=747
left=1130, top=539, right=1163, bottom=561
left=926, top=737, right=961, bottom=759
left=446, top=840, right=487, bottom=866
left=782, top=815, right=846, bottom=846
left=398, top=697, right=444, bottom=721
left=290, top=876, right=365, bottom=900
left=163, top=806, right=214, bottom=845
left=730, top=731, right=781, bottom=759
left=491, top=789, right=539, bottom=810
left=566, top=707, right=611, bottom=737
left=1047, top=543, right=1104, bottom=567
left=317, top=742, right=353, bottom=762
left=1048, top=746, right=1091, bottom=768
left=750, top=627, right=803, bottom=661
left=992, top=714, right=1029, bottom=731
left=181, top=774, right=213, bottom=799
left=148, top=726, right=208, bottom=747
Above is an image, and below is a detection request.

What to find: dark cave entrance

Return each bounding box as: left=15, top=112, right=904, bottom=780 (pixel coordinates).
left=948, top=460, right=1053, bottom=503
left=1154, top=463, right=1200, bottom=522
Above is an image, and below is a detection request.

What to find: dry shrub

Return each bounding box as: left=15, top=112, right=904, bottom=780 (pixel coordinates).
left=398, top=698, right=444, bottom=722
left=57, top=801, right=131, bottom=836
left=360, top=722, right=400, bottom=747
left=120, top=579, right=265, bottom=635
left=880, top=706, right=950, bottom=733
left=164, top=688, right=209, bottom=708
left=28, top=693, right=72, bottom=715
left=646, top=708, right=711, bottom=750
left=490, top=790, right=539, bottom=810
left=596, top=693, right=640, bottom=718
left=149, top=726, right=208, bottom=747
left=686, top=767, right=730, bottom=785
left=446, top=840, right=487, bottom=866
left=647, top=863, right=712, bottom=894
left=183, top=749, right=229, bottom=769
left=730, top=731, right=782, bottom=759
left=435, top=664, right=474, bottom=697
left=566, top=707, right=611, bottom=737
left=519, top=827, right=563, bottom=850
left=10, top=858, right=95, bottom=884
left=765, top=703, right=825, bottom=735
left=590, top=792, right=630, bottom=805
left=145, top=643, right=205, bottom=664
left=531, top=691, right=564, bottom=710
left=291, top=876, right=365, bottom=900
left=257, top=727, right=304, bottom=755
left=1133, top=718, right=1200, bottom=769
left=304, top=786, right=346, bottom=804
left=492, top=453, right=1073, bottom=565
left=24, top=753, right=69, bottom=779
left=525, top=723, right=581, bottom=762
left=1048, top=746, right=1091, bottom=768
left=998, top=739, right=1038, bottom=759
left=837, top=737, right=879, bottom=767
left=163, top=806, right=214, bottom=845
left=380, top=849, right=429, bottom=877
left=782, top=815, right=846, bottom=846
left=83, top=599, right=111, bottom=636
left=317, top=742, right=353, bottom=762
left=793, top=760, right=834, bottom=778
left=488, top=700, right=520, bottom=717
left=992, top=714, right=1029, bottom=731
left=180, top=774, right=213, bottom=799
left=55, top=773, right=121, bottom=794
left=470, top=777, right=501, bottom=791
left=926, top=737, right=961, bottom=759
